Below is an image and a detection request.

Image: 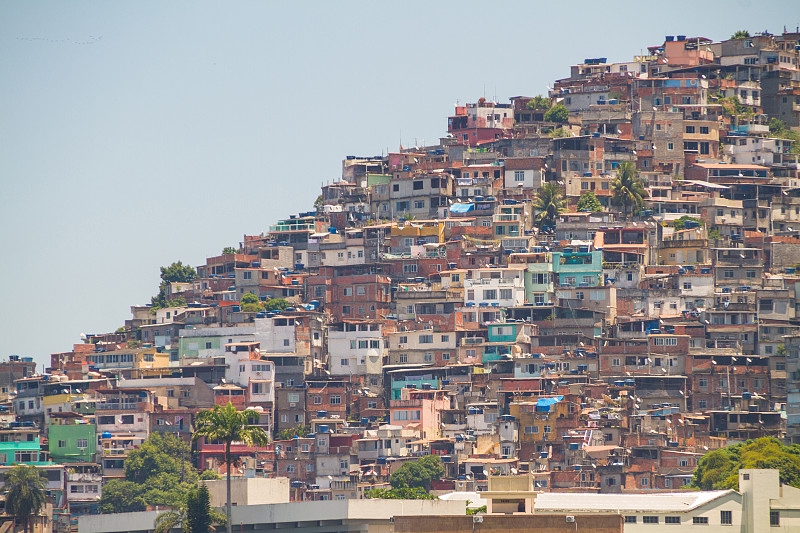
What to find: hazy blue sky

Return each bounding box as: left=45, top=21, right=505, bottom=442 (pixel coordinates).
left=1, top=1, right=795, bottom=369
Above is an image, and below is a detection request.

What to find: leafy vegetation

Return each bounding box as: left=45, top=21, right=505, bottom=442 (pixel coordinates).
left=389, top=454, right=444, bottom=491
left=365, top=487, right=436, bottom=500
left=240, top=293, right=261, bottom=313
left=730, top=30, right=751, bottom=39
left=263, top=298, right=291, bottom=312
left=199, top=469, right=221, bottom=480
left=100, top=433, right=196, bottom=514
left=151, top=261, right=196, bottom=310
left=193, top=402, right=270, bottom=533
left=691, top=437, right=800, bottom=490
left=769, top=119, right=800, bottom=155
left=275, top=424, right=311, bottom=441
left=154, top=484, right=226, bottom=533
left=533, top=182, right=567, bottom=229
left=221, top=247, right=239, bottom=255
left=672, top=215, right=703, bottom=230
left=611, top=162, right=648, bottom=219
left=3, top=464, right=47, bottom=533
left=577, top=191, right=602, bottom=212
left=525, top=95, right=551, bottom=111
left=544, top=103, right=569, bottom=124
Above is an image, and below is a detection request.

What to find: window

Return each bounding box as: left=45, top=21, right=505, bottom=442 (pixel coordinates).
left=121, top=415, right=134, bottom=425
left=356, top=286, right=366, bottom=296
left=686, top=125, right=696, bottom=134
left=700, top=126, right=709, bottom=134
left=500, top=289, right=512, bottom=300
left=77, top=439, right=88, bottom=448
left=721, top=510, right=732, bottom=525
left=643, top=516, right=659, bottom=524
left=419, top=334, right=433, bottom=344
left=243, top=271, right=252, bottom=280
left=698, top=399, right=707, bottom=410
left=313, top=396, right=322, bottom=405
left=423, top=353, right=433, bottom=363
left=342, top=287, right=353, bottom=296
left=770, top=511, right=779, bottom=526
left=442, top=352, right=451, bottom=360
left=483, top=289, right=497, bottom=300
left=58, top=440, right=66, bottom=448
left=641, top=477, right=649, bottom=486
left=342, top=305, right=351, bottom=315
left=668, top=142, right=674, bottom=150
left=612, top=358, right=621, bottom=367
left=330, top=395, right=341, bottom=405
left=665, top=516, right=681, bottom=524
left=205, top=342, right=212, bottom=349
left=624, top=516, right=637, bottom=524
left=514, top=170, right=525, bottom=182
left=524, top=426, right=539, bottom=434
left=693, top=517, right=708, bottom=525
left=286, top=464, right=295, bottom=473
left=399, top=354, right=408, bottom=363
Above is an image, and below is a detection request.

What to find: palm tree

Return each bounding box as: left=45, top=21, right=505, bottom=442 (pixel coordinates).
left=154, top=484, right=225, bottom=533
left=3, top=464, right=47, bottom=533
left=533, top=182, right=566, bottom=230
left=192, top=402, right=269, bottom=533
left=611, top=162, right=648, bottom=219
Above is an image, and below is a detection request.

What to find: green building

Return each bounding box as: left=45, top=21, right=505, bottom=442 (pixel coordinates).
left=48, top=413, right=96, bottom=463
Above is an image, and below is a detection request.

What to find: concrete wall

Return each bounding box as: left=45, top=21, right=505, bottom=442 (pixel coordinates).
left=201, top=477, right=290, bottom=507
left=394, top=514, right=622, bottom=533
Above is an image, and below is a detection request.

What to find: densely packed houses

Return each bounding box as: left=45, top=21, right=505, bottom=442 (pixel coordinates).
left=4, top=30, right=800, bottom=531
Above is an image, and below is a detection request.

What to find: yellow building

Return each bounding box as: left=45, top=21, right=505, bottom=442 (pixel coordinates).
left=510, top=396, right=570, bottom=444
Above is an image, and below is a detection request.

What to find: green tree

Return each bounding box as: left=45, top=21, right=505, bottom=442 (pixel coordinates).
left=276, top=424, right=311, bottom=441
left=672, top=215, right=703, bottom=230
left=365, top=487, right=436, bottom=500
left=691, top=437, right=800, bottom=490
left=154, top=484, right=226, bottom=533
left=221, top=247, right=238, bottom=255
left=611, top=162, right=648, bottom=219
left=544, top=104, right=569, bottom=124
left=151, top=261, right=197, bottom=309
left=199, top=469, right=221, bottom=481
left=577, top=191, right=602, bottom=212
left=100, top=433, right=197, bottom=514
left=768, top=119, right=800, bottom=155
left=240, top=292, right=261, bottom=313
left=100, top=480, right=148, bottom=514
left=526, top=95, right=551, bottom=111
left=389, top=454, right=444, bottom=491
left=731, top=30, right=751, bottom=39
left=3, top=465, right=47, bottom=533
left=193, top=402, right=270, bottom=533
left=532, top=182, right=567, bottom=230
left=263, top=298, right=291, bottom=312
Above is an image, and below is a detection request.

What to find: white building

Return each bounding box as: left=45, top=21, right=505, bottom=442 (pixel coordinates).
left=464, top=266, right=526, bottom=308
left=327, top=321, right=384, bottom=377
left=530, top=469, right=799, bottom=533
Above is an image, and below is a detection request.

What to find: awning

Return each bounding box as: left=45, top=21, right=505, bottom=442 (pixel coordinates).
left=450, top=203, right=475, bottom=214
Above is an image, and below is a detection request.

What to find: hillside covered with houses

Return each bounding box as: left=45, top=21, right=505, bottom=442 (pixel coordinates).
left=4, top=28, right=800, bottom=532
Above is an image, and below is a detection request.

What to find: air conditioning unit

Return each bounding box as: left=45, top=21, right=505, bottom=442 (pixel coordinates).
left=473, top=516, right=484, bottom=524
left=566, top=516, right=575, bottom=523
left=289, top=403, right=297, bottom=408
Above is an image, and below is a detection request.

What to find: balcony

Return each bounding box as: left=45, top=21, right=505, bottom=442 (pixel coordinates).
left=67, top=472, right=103, bottom=483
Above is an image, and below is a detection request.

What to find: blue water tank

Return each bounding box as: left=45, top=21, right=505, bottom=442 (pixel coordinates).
left=101, top=431, right=112, bottom=439
left=319, top=425, right=329, bottom=433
